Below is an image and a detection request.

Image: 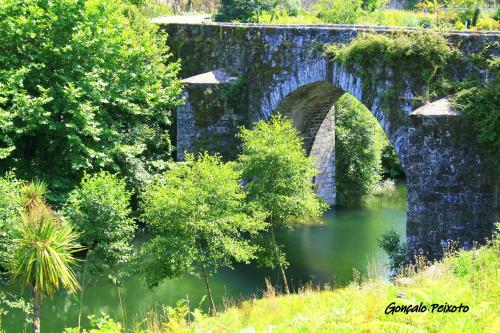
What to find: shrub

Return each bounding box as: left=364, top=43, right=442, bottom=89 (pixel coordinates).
left=378, top=230, right=407, bottom=272
left=362, top=0, right=386, bottom=13
left=284, top=0, right=302, bottom=16
left=0, top=0, right=181, bottom=204
left=315, top=0, right=363, bottom=24
left=215, top=0, right=268, bottom=22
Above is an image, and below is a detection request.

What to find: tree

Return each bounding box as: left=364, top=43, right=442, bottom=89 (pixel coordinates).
left=378, top=230, right=407, bottom=273
left=140, top=153, right=265, bottom=313
left=335, top=94, right=385, bottom=204
left=238, top=115, right=327, bottom=294
left=6, top=182, right=82, bottom=333
left=0, top=0, right=181, bottom=204
left=63, top=171, right=136, bottom=327
left=63, top=171, right=135, bottom=275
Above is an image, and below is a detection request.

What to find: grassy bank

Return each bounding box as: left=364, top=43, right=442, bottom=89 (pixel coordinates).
left=74, top=227, right=499, bottom=332
left=191, top=237, right=499, bottom=332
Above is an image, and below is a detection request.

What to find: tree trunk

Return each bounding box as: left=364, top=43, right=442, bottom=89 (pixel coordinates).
left=78, top=251, right=91, bottom=329
left=32, top=289, right=41, bottom=333
left=271, top=226, right=290, bottom=294
left=200, top=260, right=217, bottom=314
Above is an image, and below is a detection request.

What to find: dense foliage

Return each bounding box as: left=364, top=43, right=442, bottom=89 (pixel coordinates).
left=238, top=116, right=327, bottom=293
left=0, top=0, right=181, bottom=204
left=452, top=57, right=499, bottom=169
left=63, top=171, right=136, bottom=276
left=315, top=0, right=363, bottom=24
left=213, top=0, right=499, bottom=30
left=140, top=153, right=265, bottom=311
left=335, top=95, right=386, bottom=204
left=0, top=173, right=23, bottom=268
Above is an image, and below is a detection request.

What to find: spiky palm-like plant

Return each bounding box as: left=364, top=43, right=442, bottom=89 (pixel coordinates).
left=8, top=182, right=82, bottom=333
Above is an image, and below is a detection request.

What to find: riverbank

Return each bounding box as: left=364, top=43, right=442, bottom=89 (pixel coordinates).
left=61, top=226, right=499, bottom=332
left=186, top=229, right=499, bottom=332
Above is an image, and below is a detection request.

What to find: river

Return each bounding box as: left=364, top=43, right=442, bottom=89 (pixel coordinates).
left=1, top=182, right=406, bottom=332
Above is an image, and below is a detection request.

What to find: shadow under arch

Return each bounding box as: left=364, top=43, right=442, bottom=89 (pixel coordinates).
left=270, top=79, right=406, bottom=206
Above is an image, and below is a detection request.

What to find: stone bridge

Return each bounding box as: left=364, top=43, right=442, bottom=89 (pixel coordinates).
left=157, top=20, right=499, bottom=258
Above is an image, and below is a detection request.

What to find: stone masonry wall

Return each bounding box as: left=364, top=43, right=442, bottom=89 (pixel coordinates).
left=407, top=99, right=498, bottom=258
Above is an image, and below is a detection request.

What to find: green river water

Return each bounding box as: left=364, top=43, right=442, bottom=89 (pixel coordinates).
left=1, top=183, right=407, bottom=332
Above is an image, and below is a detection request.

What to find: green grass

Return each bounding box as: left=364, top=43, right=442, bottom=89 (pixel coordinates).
left=189, top=234, right=499, bottom=332
left=70, top=229, right=499, bottom=332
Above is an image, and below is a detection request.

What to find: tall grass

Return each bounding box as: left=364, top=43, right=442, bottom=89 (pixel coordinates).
left=74, top=227, right=499, bottom=332
left=192, top=229, right=499, bottom=332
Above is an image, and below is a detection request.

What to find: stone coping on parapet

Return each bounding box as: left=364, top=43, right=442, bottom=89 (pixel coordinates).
left=152, top=16, right=500, bottom=36
left=410, top=98, right=462, bottom=117
left=181, top=69, right=237, bottom=85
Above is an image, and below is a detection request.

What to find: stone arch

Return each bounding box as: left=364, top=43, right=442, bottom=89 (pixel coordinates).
left=258, top=61, right=409, bottom=205
left=259, top=60, right=412, bottom=169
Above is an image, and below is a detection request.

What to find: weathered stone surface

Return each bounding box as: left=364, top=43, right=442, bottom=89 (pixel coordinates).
left=163, top=22, right=499, bottom=258
left=407, top=98, right=497, bottom=258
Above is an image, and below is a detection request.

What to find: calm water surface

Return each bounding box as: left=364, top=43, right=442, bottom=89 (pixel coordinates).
left=1, top=183, right=406, bottom=332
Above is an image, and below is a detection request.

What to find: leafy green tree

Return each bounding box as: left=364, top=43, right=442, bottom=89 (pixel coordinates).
left=238, top=115, right=327, bottom=294
left=0, top=0, right=181, bottom=204
left=335, top=94, right=385, bottom=204
left=7, top=182, right=82, bottom=333
left=63, top=171, right=135, bottom=327
left=63, top=171, right=135, bottom=275
left=140, top=153, right=265, bottom=312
